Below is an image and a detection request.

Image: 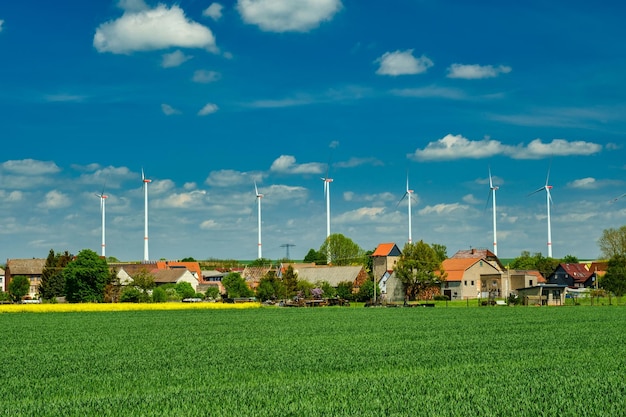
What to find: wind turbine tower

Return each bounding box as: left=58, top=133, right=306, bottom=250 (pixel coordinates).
left=142, top=169, right=151, bottom=262
left=488, top=169, right=499, bottom=256
left=530, top=169, right=553, bottom=258
left=321, top=173, right=333, bottom=264
left=397, top=175, right=415, bottom=244
left=255, top=181, right=263, bottom=259
left=96, top=190, right=108, bottom=257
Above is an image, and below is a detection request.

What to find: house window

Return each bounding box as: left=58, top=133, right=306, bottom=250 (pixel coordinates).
left=529, top=280, right=533, bottom=286
left=464, top=280, right=467, bottom=286
left=471, top=281, right=474, bottom=286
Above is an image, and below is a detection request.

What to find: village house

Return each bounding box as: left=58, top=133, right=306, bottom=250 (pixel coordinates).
left=547, top=263, right=597, bottom=288
left=5, top=258, right=46, bottom=299
left=0, top=267, right=5, bottom=293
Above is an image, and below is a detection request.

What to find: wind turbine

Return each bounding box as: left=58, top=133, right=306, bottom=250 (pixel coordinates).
left=254, top=181, right=263, bottom=259
left=529, top=168, right=553, bottom=258
left=486, top=168, right=499, bottom=256
left=142, top=169, right=151, bottom=262
left=321, top=169, right=333, bottom=264
left=397, top=174, right=415, bottom=244
left=95, top=187, right=108, bottom=257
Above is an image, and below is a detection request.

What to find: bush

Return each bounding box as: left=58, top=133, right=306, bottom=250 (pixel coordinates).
left=204, top=286, right=220, bottom=300
left=152, top=287, right=167, bottom=303
left=433, top=294, right=450, bottom=301
left=120, top=287, right=143, bottom=303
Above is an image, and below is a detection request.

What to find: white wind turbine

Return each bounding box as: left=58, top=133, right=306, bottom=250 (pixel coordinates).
left=529, top=168, right=554, bottom=258
left=142, top=169, right=152, bottom=262
left=96, top=187, right=108, bottom=257
left=397, top=175, right=415, bottom=244
left=486, top=168, right=499, bottom=256
left=321, top=168, right=333, bottom=264
left=254, top=181, right=263, bottom=259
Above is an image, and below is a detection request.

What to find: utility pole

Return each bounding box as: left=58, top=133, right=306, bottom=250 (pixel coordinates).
left=280, top=243, right=296, bottom=260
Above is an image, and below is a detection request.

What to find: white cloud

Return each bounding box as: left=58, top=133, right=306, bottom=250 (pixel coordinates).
left=1, top=159, right=61, bottom=175
left=38, top=190, right=71, bottom=210
left=333, top=157, right=383, bottom=168
left=375, top=50, right=433, bottom=76
left=391, top=86, right=466, bottom=100
left=343, top=191, right=395, bottom=203
left=198, top=103, right=219, bottom=116
left=237, top=0, right=342, bottom=32
left=410, top=134, right=506, bottom=161
left=0, top=20, right=4, bottom=33
left=192, top=70, right=221, bottom=83
left=94, top=4, right=216, bottom=54
left=335, top=207, right=385, bottom=224
left=419, top=203, right=468, bottom=215
left=409, top=134, right=603, bottom=161
left=200, top=219, right=220, bottom=230
left=447, top=64, right=511, bottom=79
left=158, top=191, right=207, bottom=208
left=161, top=50, right=193, bottom=68
left=567, top=177, right=622, bottom=190
left=203, top=3, right=224, bottom=20
left=205, top=170, right=251, bottom=187
left=161, top=103, right=181, bottom=115
left=44, top=94, right=85, bottom=102
left=462, top=194, right=482, bottom=205
left=270, top=155, right=325, bottom=175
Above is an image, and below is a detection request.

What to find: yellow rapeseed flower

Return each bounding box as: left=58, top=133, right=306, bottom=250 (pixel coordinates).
left=0, top=302, right=261, bottom=314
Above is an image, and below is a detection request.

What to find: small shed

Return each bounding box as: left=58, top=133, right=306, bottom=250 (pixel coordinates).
left=516, top=284, right=568, bottom=306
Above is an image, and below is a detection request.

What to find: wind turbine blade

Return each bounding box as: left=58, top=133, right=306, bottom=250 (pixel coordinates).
left=254, top=181, right=259, bottom=196
left=485, top=189, right=492, bottom=212
left=396, top=192, right=408, bottom=208
left=528, top=186, right=545, bottom=197
left=610, top=193, right=626, bottom=204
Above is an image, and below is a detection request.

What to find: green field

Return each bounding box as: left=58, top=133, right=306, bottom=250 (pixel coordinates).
left=1, top=306, right=625, bottom=416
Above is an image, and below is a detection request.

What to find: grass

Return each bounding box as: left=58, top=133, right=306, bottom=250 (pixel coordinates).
left=1, top=306, right=625, bottom=416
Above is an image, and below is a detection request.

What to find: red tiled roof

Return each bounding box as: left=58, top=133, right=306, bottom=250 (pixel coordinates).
left=372, top=243, right=398, bottom=257
left=439, top=258, right=482, bottom=281
left=560, top=263, right=594, bottom=283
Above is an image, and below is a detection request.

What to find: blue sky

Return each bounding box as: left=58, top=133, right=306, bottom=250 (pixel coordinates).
left=1, top=0, right=626, bottom=262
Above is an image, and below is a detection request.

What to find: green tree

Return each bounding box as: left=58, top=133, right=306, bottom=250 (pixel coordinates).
left=356, top=279, right=379, bottom=302
left=601, top=255, right=626, bottom=297
left=152, top=286, right=167, bottom=303
left=281, top=265, right=298, bottom=297
left=175, top=282, right=197, bottom=299
left=221, top=272, right=253, bottom=298
left=336, top=281, right=353, bottom=301
left=318, top=281, right=336, bottom=298
left=131, top=268, right=155, bottom=298
left=598, top=225, right=626, bottom=259
left=180, top=257, right=197, bottom=262
left=395, top=241, right=445, bottom=300
left=431, top=243, right=448, bottom=263
left=64, top=249, right=111, bottom=303
left=509, top=251, right=537, bottom=270
left=39, top=249, right=73, bottom=301
left=120, top=286, right=144, bottom=303
left=561, top=254, right=579, bottom=264
left=204, top=286, right=220, bottom=300
left=256, top=271, right=286, bottom=301
left=303, top=248, right=326, bottom=265
left=509, top=251, right=558, bottom=277
left=250, top=258, right=273, bottom=267
left=319, top=234, right=364, bottom=266
left=9, top=275, right=31, bottom=302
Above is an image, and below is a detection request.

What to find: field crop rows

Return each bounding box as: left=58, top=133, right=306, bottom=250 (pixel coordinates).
left=1, top=307, right=625, bottom=416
